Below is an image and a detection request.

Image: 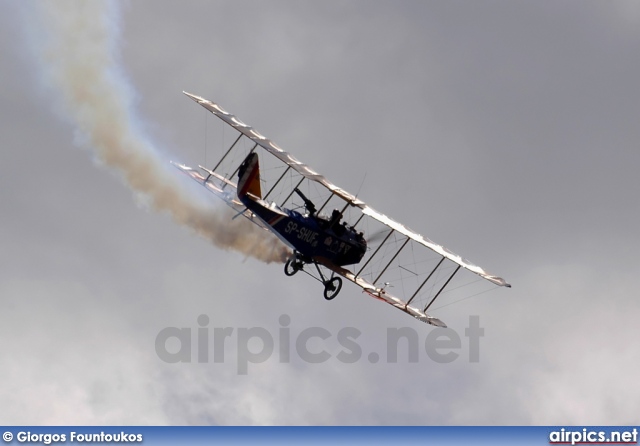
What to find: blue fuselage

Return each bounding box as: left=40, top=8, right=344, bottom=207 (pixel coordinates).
left=240, top=195, right=366, bottom=266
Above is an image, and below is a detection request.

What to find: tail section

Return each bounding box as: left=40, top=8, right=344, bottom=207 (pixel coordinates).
left=237, top=152, right=262, bottom=200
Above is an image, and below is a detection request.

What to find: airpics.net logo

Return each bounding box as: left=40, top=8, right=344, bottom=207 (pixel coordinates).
left=549, top=428, right=638, bottom=445
left=155, top=314, right=485, bottom=374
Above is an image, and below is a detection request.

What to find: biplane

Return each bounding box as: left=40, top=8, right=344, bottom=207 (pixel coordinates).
left=173, top=92, right=510, bottom=328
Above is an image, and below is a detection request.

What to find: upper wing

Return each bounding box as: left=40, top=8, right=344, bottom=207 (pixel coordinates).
left=183, top=92, right=364, bottom=207
left=182, top=92, right=510, bottom=327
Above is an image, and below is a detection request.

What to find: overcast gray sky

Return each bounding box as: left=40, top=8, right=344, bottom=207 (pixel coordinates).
left=1, top=0, right=639, bottom=425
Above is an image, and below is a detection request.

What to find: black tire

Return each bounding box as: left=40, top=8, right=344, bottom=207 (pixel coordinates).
left=323, top=277, right=342, bottom=300
left=284, top=258, right=300, bottom=276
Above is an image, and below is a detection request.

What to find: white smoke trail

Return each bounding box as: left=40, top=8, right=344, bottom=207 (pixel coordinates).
left=28, top=1, right=289, bottom=264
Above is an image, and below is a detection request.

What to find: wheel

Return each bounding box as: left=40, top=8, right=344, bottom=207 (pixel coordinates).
left=284, top=258, right=302, bottom=276
left=323, top=277, right=342, bottom=300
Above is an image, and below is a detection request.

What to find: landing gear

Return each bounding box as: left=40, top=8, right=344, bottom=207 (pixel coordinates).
left=284, top=252, right=343, bottom=300
left=323, top=276, right=342, bottom=300
left=284, top=256, right=303, bottom=276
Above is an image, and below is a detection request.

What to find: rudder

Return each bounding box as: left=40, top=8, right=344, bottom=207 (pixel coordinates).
left=237, top=152, right=262, bottom=200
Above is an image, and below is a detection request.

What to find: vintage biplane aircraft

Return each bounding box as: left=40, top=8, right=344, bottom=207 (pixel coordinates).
left=173, top=92, right=510, bottom=327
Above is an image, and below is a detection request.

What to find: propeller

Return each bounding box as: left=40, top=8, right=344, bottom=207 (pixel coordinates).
left=366, top=228, right=393, bottom=245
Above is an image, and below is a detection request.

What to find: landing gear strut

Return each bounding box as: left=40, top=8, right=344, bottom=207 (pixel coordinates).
left=284, top=252, right=343, bottom=300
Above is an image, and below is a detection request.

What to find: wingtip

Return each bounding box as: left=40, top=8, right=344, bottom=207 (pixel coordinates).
left=486, top=275, right=511, bottom=288
left=183, top=91, right=201, bottom=102
left=428, top=317, right=447, bottom=328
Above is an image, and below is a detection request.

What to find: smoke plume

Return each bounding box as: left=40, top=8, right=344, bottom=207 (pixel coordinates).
left=28, top=1, right=289, bottom=264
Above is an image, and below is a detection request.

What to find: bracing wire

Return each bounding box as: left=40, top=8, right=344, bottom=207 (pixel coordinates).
left=431, top=285, right=499, bottom=311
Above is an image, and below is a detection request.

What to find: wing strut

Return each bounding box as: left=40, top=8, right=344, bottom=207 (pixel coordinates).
left=338, top=200, right=351, bottom=216
left=406, top=257, right=446, bottom=306
left=211, top=133, right=243, bottom=175
left=352, top=214, right=364, bottom=229
left=373, top=237, right=410, bottom=284
left=424, top=265, right=461, bottom=312
left=356, top=229, right=395, bottom=277
left=225, top=142, right=258, bottom=185
left=280, top=177, right=305, bottom=206
left=317, top=194, right=334, bottom=215
left=264, top=166, right=291, bottom=201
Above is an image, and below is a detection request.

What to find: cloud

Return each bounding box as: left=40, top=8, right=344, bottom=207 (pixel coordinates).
left=0, top=278, right=168, bottom=424
left=25, top=1, right=287, bottom=264
left=2, top=0, right=639, bottom=426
